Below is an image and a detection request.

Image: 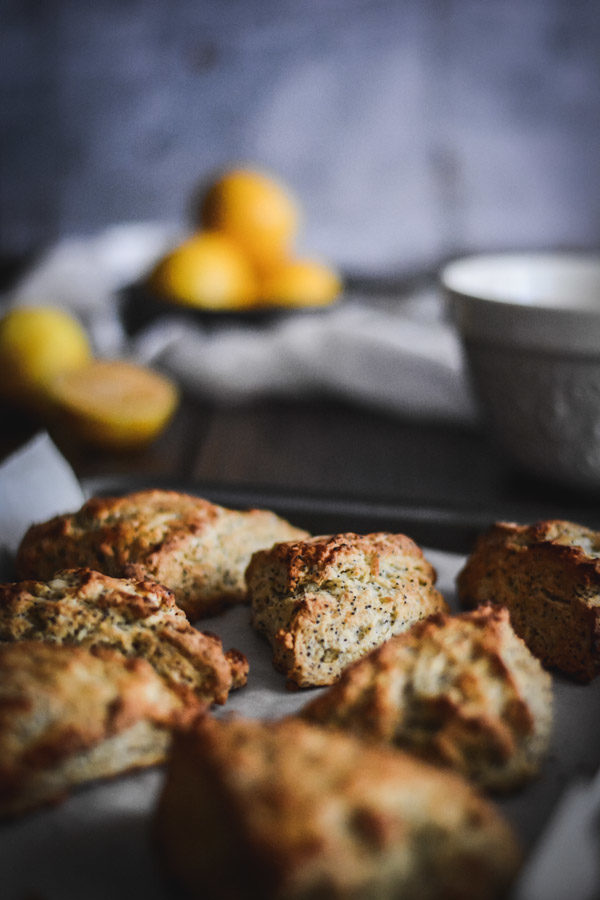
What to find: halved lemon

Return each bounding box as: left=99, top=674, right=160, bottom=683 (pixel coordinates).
left=48, top=359, right=179, bottom=451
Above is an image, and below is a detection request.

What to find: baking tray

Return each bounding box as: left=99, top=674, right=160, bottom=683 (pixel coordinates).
left=1, top=481, right=599, bottom=899
left=81, top=475, right=600, bottom=554
left=81, top=475, right=503, bottom=555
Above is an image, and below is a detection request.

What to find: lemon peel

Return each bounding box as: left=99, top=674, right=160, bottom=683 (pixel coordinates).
left=149, top=231, right=258, bottom=310
left=200, top=168, right=300, bottom=274
left=0, top=306, right=91, bottom=411
left=260, top=259, right=342, bottom=308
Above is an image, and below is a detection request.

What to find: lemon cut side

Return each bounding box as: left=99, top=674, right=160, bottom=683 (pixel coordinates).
left=49, top=359, right=179, bottom=450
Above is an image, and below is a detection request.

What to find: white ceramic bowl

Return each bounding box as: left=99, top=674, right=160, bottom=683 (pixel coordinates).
left=441, top=252, right=600, bottom=489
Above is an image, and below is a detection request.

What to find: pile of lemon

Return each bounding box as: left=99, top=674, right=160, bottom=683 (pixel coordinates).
left=0, top=168, right=338, bottom=451
left=149, top=168, right=342, bottom=311
left=0, top=306, right=178, bottom=452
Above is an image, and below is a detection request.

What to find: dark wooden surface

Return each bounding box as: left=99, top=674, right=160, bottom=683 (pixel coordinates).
left=5, top=388, right=599, bottom=555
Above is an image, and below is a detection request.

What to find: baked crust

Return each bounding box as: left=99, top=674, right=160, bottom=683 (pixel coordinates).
left=456, top=520, right=600, bottom=682
left=301, top=605, right=552, bottom=791
left=0, top=568, right=248, bottom=705
left=155, top=715, right=521, bottom=899
left=15, top=489, right=309, bottom=619
left=247, top=532, right=448, bottom=687
left=0, top=641, right=202, bottom=818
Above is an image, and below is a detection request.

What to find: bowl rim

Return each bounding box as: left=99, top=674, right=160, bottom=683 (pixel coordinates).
left=440, top=250, right=600, bottom=313
left=440, top=251, right=600, bottom=353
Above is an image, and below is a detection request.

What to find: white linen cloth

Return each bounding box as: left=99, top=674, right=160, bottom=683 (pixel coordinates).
left=5, top=223, right=477, bottom=422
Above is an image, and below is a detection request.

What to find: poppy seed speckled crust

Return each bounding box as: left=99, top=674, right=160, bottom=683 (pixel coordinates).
left=15, top=489, right=309, bottom=620
left=246, top=532, right=448, bottom=688
left=456, top=519, right=600, bottom=682
left=0, top=568, right=248, bottom=705
left=301, top=605, right=553, bottom=792
left=0, top=641, right=203, bottom=819
left=156, top=715, right=521, bottom=900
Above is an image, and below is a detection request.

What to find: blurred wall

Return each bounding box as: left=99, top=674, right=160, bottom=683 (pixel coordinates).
left=1, top=0, right=599, bottom=275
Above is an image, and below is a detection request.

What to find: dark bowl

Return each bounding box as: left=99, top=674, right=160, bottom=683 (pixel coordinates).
left=119, top=281, right=342, bottom=336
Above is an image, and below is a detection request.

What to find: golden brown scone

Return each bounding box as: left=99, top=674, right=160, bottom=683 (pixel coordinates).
left=15, top=489, right=309, bottom=619
left=456, top=520, right=600, bottom=682
left=155, top=715, right=521, bottom=900
left=0, top=568, right=248, bottom=705
left=247, top=532, right=448, bottom=688
left=0, top=641, right=203, bottom=818
left=301, top=605, right=552, bottom=791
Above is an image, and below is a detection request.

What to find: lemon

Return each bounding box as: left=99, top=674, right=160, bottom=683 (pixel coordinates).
left=260, top=259, right=342, bottom=308
left=48, top=359, right=179, bottom=451
left=149, top=231, right=258, bottom=310
left=0, top=305, right=91, bottom=411
left=200, top=168, right=300, bottom=274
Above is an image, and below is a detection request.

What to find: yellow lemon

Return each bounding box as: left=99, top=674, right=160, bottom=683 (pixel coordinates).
left=260, top=259, right=342, bottom=308
left=200, top=168, right=300, bottom=274
left=149, top=231, right=258, bottom=310
left=0, top=305, right=91, bottom=411
left=48, top=359, right=179, bottom=451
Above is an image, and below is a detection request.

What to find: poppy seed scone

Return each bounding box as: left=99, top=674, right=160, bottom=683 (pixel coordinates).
left=456, top=520, right=600, bottom=682
left=0, top=568, right=248, bottom=705
left=15, top=489, right=309, bottom=620
left=0, top=641, right=203, bottom=818
left=155, top=715, right=521, bottom=900
left=301, top=605, right=553, bottom=791
left=247, top=532, right=448, bottom=687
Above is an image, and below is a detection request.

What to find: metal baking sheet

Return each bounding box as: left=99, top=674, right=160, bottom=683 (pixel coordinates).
left=81, top=475, right=502, bottom=555
left=1, top=482, right=599, bottom=899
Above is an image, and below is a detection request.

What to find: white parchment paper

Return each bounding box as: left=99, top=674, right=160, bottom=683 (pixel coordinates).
left=0, top=432, right=84, bottom=558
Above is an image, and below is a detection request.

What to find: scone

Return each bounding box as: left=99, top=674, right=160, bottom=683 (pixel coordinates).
left=247, top=532, right=447, bottom=687
left=155, top=715, right=521, bottom=900
left=0, top=568, right=248, bottom=705
left=15, top=489, right=309, bottom=619
left=0, top=641, right=203, bottom=818
left=301, top=605, right=553, bottom=791
left=456, top=519, right=600, bottom=682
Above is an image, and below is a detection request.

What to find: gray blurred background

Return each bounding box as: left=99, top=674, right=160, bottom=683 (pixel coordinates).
left=1, top=0, right=599, bottom=276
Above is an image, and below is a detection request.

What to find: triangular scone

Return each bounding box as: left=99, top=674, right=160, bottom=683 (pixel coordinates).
left=0, top=568, right=248, bottom=705
left=301, top=605, right=552, bottom=791
left=247, top=532, right=447, bottom=687
left=0, top=641, right=203, bottom=818
left=15, top=489, right=309, bottom=619
left=457, top=519, right=600, bottom=681
left=156, top=715, right=521, bottom=899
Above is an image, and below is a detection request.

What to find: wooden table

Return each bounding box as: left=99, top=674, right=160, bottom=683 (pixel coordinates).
left=5, top=389, right=598, bottom=555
